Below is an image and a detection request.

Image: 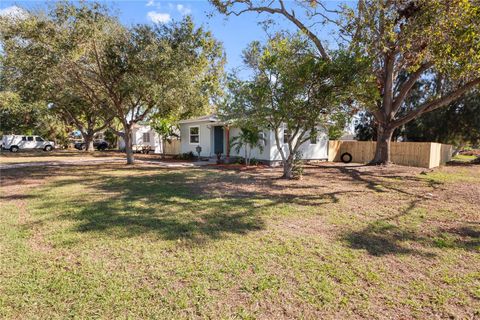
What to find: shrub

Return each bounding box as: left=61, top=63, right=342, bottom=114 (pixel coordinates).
left=174, top=151, right=195, bottom=160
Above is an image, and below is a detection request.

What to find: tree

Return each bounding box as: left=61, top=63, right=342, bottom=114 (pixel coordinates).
left=0, top=93, right=71, bottom=146
left=221, top=33, right=369, bottom=178
left=94, top=18, right=224, bottom=164
left=403, top=90, right=480, bottom=148
left=1, top=2, right=224, bottom=163
left=150, top=115, right=179, bottom=159
left=211, top=0, right=480, bottom=164
left=50, top=94, right=112, bottom=151
left=0, top=2, right=113, bottom=152
left=230, top=127, right=265, bottom=166
left=355, top=85, right=480, bottom=150
left=342, top=0, right=480, bottom=163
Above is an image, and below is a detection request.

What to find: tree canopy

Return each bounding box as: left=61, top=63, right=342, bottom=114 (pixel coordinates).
left=211, top=0, right=480, bottom=164
left=221, top=33, right=371, bottom=178
left=1, top=2, right=225, bottom=162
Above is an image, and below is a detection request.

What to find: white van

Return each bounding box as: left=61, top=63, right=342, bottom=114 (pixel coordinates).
left=2, top=135, right=55, bottom=152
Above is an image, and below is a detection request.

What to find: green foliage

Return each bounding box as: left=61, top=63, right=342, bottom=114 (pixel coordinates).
left=103, top=129, right=118, bottom=148
left=403, top=90, right=480, bottom=146
left=0, top=91, right=70, bottom=143
left=173, top=151, right=195, bottom=160
left=341, top=0, right=480, bottom=162
left=150, top=116, right=178, bottom=141
left=0, top=2, right=115, bottom=146
left=1, top=2, right=224, bottom=160
left=342, top=0, right=480, bottom=84
left=221, top=32, right=371, bottom=177
left=211, top=0, right=480, bottom=164
left=229, top=127, right=265, bottom=166
left=356, top=90, right=480, bottom=147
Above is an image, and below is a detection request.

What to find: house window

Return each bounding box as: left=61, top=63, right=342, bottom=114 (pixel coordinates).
left=310, top=130, right=317, bottom=144
left=189, top=127, right=199, bottom=144
left=142, top=132, right=150, bottom=143
left=283, top=128, right=290, bottom=144
left=259, top=132, right=266, bottom=146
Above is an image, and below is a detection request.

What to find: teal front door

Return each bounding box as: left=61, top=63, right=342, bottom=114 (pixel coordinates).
left=214, top=126, right=224, bottom=155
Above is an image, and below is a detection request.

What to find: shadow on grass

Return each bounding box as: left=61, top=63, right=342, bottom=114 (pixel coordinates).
left=342, top=199, right=479, bottom=256
left=324, top=165, right=445, bottom=195
left=11, top=162, right=477, bottom=252
left=27, top=166, right=355, bottom=245
left=343, top=220, right=430, bottom=256
left=344, top=222, right=479, bottom=257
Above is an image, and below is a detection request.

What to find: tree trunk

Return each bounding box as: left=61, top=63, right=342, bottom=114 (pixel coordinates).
left=82, top=131, right=95, bottom=152
left=124, top=126, right=134, bottom=165
left=371, top=125, right=394, bottom=165
left=282, top=157, right=294, bottom=179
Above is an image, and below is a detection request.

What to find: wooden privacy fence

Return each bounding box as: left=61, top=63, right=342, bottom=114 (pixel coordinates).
left=328, top=141, right=452, bottom=168
left=163, top=139, right=181, bottom=155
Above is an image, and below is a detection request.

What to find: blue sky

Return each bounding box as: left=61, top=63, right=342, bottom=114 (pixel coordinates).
left=0, top=1, right=340, bottom=77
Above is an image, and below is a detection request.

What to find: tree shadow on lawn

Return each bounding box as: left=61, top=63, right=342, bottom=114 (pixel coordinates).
left=17, top=163, right=475, bottom=252
left=33, top=168, right=357, bottom=245
left=342, top=199, right=479, bottom=257
left=323, top=165, right=445, bottom=196
left=343, top=222, right=479, bottom=257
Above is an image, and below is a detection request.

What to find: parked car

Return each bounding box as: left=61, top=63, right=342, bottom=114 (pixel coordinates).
left=74, top=139, right=109, bottom=151
left=2, top=135, right=55, bottom=152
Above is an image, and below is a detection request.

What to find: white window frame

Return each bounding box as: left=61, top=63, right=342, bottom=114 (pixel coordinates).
left=189, top=126, right=200, bottom=144
left=142, top=132, right=150, bottom=143
left=259, top=131, right=266, bottom=147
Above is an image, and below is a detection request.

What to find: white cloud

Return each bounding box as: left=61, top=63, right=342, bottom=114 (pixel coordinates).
left=147, top=11, right=170, bottom=24
left=146, top=0, right=155, bottom=7
left=0, top=6, right=28, bottom=19
left=176, top=4, right=191, bottom=15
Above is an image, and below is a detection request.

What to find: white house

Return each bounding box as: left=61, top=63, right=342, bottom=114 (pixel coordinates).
left=117, top=124, right=162, bottom=153
left=178, top=114, right=328, bottom=165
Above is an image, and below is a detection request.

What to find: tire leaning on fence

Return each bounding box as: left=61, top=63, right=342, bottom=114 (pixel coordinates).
left=341, top=152, right=352, bottom=163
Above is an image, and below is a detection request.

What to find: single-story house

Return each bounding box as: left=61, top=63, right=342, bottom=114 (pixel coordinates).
left=178, top=115, right=328, bottom=165
left=117, top=124, right=162, bottom=153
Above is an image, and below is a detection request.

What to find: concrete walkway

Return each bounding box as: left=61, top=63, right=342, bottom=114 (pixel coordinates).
left=0, top=157, right=212, bottom=170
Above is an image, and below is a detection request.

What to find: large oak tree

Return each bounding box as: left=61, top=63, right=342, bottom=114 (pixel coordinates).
left=211, top=0, right=480, bottom=164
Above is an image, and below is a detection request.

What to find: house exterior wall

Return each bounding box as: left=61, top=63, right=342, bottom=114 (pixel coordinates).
left=117, top=125, right=161, bottom=153
left=269, top=125, right=329, bottom=163
left=179, top=121, right=329, bottom=162
left=179, top=122, right=213, bottom=157
left=228, top=127, right=271, bottom=161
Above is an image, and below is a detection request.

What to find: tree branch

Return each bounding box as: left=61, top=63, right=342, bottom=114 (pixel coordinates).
left=392, top=78, right=480, bottom=128
left=221, top=0, right=330, bottom=60
left=391, top=61, right=433, bottom=114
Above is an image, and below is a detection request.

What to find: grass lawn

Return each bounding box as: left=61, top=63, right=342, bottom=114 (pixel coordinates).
left=452, top=154, right=478, bottom=162
left=0, top=160, right=479, bottom=319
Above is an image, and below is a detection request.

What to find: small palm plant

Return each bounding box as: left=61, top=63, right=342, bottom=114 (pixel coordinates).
left=230, top=127, right=265, bottom=166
